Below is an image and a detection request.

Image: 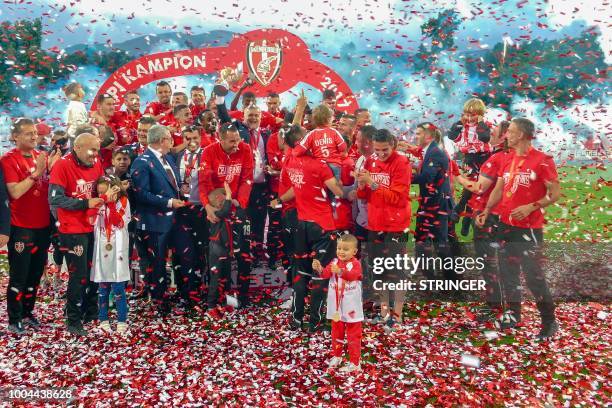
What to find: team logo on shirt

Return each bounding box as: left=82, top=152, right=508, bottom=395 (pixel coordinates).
left=246, top=40, right=282, bottom=86
left=14, top=242, right=24, bottom=254
left=503, top=170, right=535, bottom=194
left=73, top=245, right=84, bottom=257
left=370, top=172, right=391, bottom=187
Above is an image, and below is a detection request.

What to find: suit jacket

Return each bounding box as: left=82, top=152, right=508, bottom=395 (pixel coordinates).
left=0, top=168, right=10, bottom=236
left=130, top=147, right=181, bottom=233
left=216, top=102, right=271, bottom=166
left=411, top=141, right=453, bottom=213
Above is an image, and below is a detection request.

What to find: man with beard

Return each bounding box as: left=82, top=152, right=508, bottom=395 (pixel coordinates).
left=336, top=114, right=358, bottom=160
left=48, top=133, right=105, bottom=336
left=411, top=123, right=455, bottom=282
left=199, top=123, right=254, bottom=310
left=145, top=81, right=173, bottom=125
left=196, top=110, right=218, bottom=148
left=476, top=118, right=560, bottom=340
left=2, top=118, right=52, bottom=334
left=456, top=121, right=509, bottom=323
left=108, top=90, right=142, bottom=145
left=356, top=129, right=411, bottom=330
left=169, top=104, right=193, bottom=154
left=190, top=86, right=207, bottom=119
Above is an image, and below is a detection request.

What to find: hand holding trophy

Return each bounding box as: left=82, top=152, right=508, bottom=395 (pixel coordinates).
left=213, top=67, right=242, bottom=96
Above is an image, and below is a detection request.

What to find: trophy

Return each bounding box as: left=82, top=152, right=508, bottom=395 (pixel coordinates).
left=213, top=67, right=242, bottom=96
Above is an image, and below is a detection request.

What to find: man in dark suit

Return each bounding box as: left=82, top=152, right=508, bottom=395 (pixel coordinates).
left=217, top=100, right=271, bottom=267
left=412, top=122, right=456, bottom=281
left=130, top=125, right=189, bottom=316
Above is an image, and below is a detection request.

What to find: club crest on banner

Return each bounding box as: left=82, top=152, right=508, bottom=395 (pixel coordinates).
left=14, top=241, right=24, bottom=254
left=246, top=40, right=282, bottom=86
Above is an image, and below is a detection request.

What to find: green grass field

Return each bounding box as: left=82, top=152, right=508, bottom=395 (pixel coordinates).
left=409, top=165, right=611, bottom=243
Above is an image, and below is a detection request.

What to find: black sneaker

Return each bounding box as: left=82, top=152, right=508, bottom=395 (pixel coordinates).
left=536, top=321, right=559, bottom=341
left=82, top=315, right=98, bottom=325
left=8, top=322, right=25, bottom=334
left=66, top=325, right=87, bottom=336
left=288, top=319, right=302, bottom=331
left=476, top=308, right=497, bottom=323
left=23, top=316, right=41, bottom=329
left=308, top=324, right=322, bottom=333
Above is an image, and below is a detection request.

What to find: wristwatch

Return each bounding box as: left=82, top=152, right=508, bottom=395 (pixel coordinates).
left=370, top=182, right=379, bottom=191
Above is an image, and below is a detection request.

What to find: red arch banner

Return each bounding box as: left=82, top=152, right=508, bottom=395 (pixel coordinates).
left=91, top=29, right=359, bottom=113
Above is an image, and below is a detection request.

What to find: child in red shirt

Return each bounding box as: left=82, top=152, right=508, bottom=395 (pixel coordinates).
left=313, top=234, right=363, bottom=373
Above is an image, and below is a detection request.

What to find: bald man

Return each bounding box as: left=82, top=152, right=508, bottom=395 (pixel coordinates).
left=49, top=133, right=105, bottom=336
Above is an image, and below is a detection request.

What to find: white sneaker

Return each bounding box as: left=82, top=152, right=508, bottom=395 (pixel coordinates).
left=339, top=362, right=361, bottom=373
left=99, top=320, right=112, bottom=332
left=116, top=322, right=128, bottom=334
left=328, top=356, right=343, bottom=369
left=280, top=298, right=293, bottom=309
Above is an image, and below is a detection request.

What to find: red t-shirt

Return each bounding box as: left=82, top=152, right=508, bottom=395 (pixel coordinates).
left=109, top=110, right=142, bottom=145
left=200, top=130, right=216, bottom=148
left=1, top=149, right=50, bottom=228
left=347, top=143, right=360, bottom=163
left=356, top=151, right=412, bottom=232
left=49, top=154, right=105, bottom=233
left=277, top=149, right=296, bottom=215
left=497, top=148, right=558, bottom=229
left=293, top=127, right=347, bottom=165
left=266, top=131, right=284, bottom=194
left=190, top=104, right=207, bottom=120
left=144, top=101, right=172, bottom=125
left=198, top=141, right=254, bottom=208
left=471, top=150, right=509, bottom=215
left=229, top=110, right=280, bottom=130
left=284, top=155, right=336, bottom=231
left=335, top=157, right=355, bottom=231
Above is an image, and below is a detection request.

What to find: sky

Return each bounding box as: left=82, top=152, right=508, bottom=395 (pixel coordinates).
left=0, top=0, right=609, bottom=155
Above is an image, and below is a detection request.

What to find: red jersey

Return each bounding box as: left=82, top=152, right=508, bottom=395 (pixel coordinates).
left=294, top=127, right=347, bottom=165
left=190, top=104, right=207, bottom=120
left=347, top=143, right=360, bottom=162
left=497, top=147, right=558, bottom=229
left=266, top=131, right=284, bottom=193
left=144, top=101, right=172, bottom=125
left=284, top=154, right=336, bottom=231
left=198, top=141, right=254, bottom=208
left=1, top=149, right=50, bottom=228
left=277, top=149, right=296, bottom=215
left=109, top=110, right=142, bottom=145
left=356, top=151, right=412, bottom=232
left=199, top=130, right=216, bottom=148
left=49, top=153, right=105, bottom=234
left=335, top=157, right=355, bottom=231
left=470, top=150, right=509, bottom=215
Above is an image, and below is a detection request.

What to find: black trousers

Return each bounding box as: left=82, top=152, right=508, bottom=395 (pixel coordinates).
left=247, top=182, right=269, bottom=261
left=207, top=240, right=232, bottom=308
left=60, top=232, right=97, bottom=326
left=7, top=226, right=51, bottom=324
left=233, top=210, right=253, bottom=305
left=280, top=208, right=298, bottom=283
left=473, top=214, right=502, bottom=309
left=49, top=215, right=63, bottom=267
left=415, top=211, right=456, bottom=280
left=498, top=224, right=555, bottom=324
left=267, top=204, right=283, bottom=265
left=137, top=229, right=172, bottom=305
left=290, top=220, right=336, bottom=327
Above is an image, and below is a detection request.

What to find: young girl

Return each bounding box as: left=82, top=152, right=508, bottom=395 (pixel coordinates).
left=313, top=234, right=363, bottom=373
left=64, top=82, right=88, bottom=140
left=90, top=176, right=131, bottom=333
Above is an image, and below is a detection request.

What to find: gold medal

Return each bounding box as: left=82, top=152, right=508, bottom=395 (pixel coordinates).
left=332, top=311, right=341, bottom=322
left=506, top=191, right=513, bottom=198
left=33, top=190, right=40, bottom=197
left=105, top=243, right=113, bottom=251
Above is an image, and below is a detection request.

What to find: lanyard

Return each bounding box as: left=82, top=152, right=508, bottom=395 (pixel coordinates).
left=334, top=268, right=346, bottom=314
left=183, top=151, right=197, bottom=182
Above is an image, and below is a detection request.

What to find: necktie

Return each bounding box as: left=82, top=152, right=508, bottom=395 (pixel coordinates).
left=161, top=156, right=178, bottom=191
